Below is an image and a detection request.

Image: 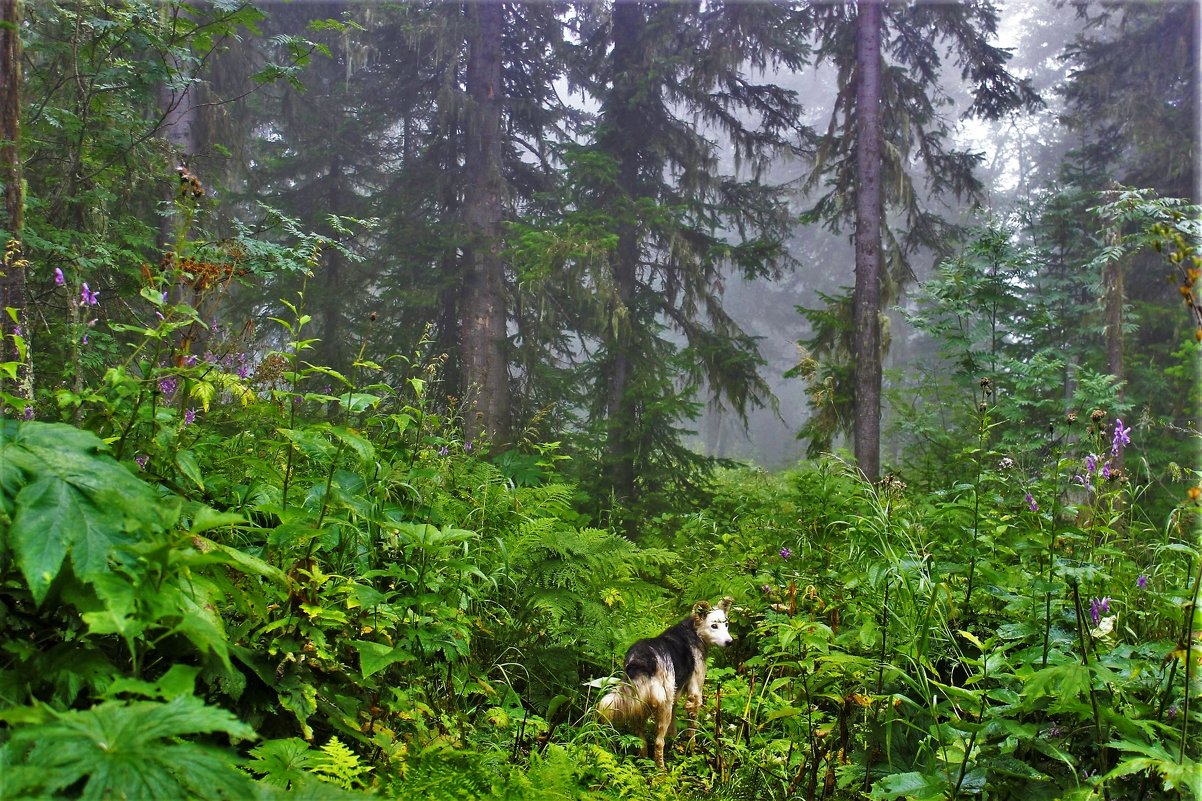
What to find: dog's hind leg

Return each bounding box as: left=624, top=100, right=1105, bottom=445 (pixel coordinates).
left=651, top=699, right=673, bottom=770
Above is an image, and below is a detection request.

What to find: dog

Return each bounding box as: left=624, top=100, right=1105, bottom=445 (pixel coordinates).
left=596, top=597, right=734, bottom=769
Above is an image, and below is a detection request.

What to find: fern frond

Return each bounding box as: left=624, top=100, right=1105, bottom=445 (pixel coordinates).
left=312, top=736, right=370, bottom=790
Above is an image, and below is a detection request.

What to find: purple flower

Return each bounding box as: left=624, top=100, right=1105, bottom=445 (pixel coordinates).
left=158, top=376, right=178, bottom=398
left=134, top=454, right=148, bottom=470
left=438, top=445, right=450, bottom=457
left=1025, top=492, right=1038, bottom=512
left=183, top=354, right=198, bottom=367
left=1111, top=419, right=1132, bottom=455
left=53, top=267, right=65, bottom=286
left=183, top=407, right=197, bottom=425
left=1085, top=454, right=1097, bottom=474
left=1089, top=596, right=1111, bottom=625
left=464, top=441, right=473, bottom=453
left=779, top=547, right=793, bottom=560
left=1101, top=461, right=1112, bottom=479
left=22, top=405, right=34, bottom=420
left=79, top=282, right=99, bottom=306
left=1136, top=574, right=1148, bottom=590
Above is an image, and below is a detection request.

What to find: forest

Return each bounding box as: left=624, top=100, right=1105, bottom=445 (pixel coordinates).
left=0, top=1, right=1198, bottom=799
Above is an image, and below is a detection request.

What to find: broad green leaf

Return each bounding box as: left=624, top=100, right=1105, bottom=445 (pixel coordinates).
left=188, top=505, right=245, bottom=534
left=870, top=771, right=948, bottom=801
left=175, top=449, right=205, bottom=491
left=9, top=477, right=80, bottom=602
left=351, top=639, right=416, bottom=679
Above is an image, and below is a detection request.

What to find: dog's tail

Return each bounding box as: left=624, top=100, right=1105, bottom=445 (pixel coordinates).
left=595, top=680, right=647, bottom=727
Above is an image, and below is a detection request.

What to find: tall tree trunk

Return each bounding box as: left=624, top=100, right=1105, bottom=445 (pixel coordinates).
left=1103, top=225, right=1125, bottom=469
left=158, top=42, right=196, bottom=250
left=0, top=0, right=29, bottom=404
left=460, top=0, right=509, bottom=445
left=852, top=0, right=883, bottom=481
left=601, top=0, right=643, bottom=507
left=319, top=153, right=348, bottom=374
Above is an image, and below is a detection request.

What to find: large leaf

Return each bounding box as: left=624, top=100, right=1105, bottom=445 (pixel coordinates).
left=2, top=696, right=257, bottom=800
left=1, top=421, right=171, bottom=603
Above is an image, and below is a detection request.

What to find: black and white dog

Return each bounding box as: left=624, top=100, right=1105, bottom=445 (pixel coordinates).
left=597, top=597, right=734, bottom=769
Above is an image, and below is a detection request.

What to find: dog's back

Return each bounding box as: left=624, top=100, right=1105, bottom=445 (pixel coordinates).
left=597, top=597, right=733, bottom=769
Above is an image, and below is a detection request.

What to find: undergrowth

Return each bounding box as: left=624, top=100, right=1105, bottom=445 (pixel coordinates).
left=0, top=200, right=1198, bottom=801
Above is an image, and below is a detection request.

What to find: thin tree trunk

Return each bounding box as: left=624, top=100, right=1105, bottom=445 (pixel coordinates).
left=0, top=0, right=29, bottom=405
left=318, top=154, right=348, bottom=374
left=852, top=0, right=884, bottom=482
left=460, top=0, right=509, bottom=445
left=1103, top=225, right=1125, bottom=469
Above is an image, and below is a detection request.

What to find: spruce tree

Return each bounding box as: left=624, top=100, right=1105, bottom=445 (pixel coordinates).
left=799, top=0, right=1038, bottom=477
left=513, top=1, right=810, bottom=526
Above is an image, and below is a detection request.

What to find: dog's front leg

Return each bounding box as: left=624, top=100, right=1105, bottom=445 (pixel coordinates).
left=683, top=666, right=706, bottom=746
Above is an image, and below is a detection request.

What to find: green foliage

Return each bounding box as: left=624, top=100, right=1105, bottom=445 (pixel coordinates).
left=1, top=3, right=1196, bottom=797
left=0, top=696, right=257, bottom=800
left=0, top=420, right=174, bottom=603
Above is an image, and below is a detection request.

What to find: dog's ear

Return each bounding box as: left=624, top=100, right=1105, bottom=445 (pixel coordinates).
left=718, top=596, right=734, bottom=612
left=692, top=600, right=712, bottom=621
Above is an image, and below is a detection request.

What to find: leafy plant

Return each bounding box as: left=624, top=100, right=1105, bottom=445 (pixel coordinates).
left=0, top=696, right=257, bottom=800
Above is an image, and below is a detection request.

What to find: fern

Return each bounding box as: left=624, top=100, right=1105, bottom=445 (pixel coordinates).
left=312, top=736, right=371, bottom=790
left=0, top=696, right=256, bottom=800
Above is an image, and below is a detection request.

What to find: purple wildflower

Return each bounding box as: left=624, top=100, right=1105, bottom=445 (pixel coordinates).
left=79, top=282, right=99, bottom=306
left=1089, top=596, right=1111, bottom=625
left=464, top=441, right=473, bottom=453
left=22, top=405, right=34, bottom=420
left=183, top=354, right=198, bottom=367
left=134, top=454, right=148, bottom=470
left=183, top=407, right=197, bottom=426
left=1085, top=454, right=1097, bottom=474
left=1111, top=419, right=1132, bottom=455
left=236, top=353, right=251, bottom=379
left=158, top=376, right=178, bottom=398
left=1025, top=492, right=1038, bottom=512
left=1101, top=461, right=1112, bottom=479
left=779, top=547, right=793, bottom=560
left=438, top=445, right=450, bottom=457
left=1136, top=574, right=1148, bottom=590
left=53, top=267, right=65, bottom=286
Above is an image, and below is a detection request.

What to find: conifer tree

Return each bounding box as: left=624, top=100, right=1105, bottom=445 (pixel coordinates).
left=515, top=1, right=810, bottom=524
left=799, top=0, right=1038, bottom=478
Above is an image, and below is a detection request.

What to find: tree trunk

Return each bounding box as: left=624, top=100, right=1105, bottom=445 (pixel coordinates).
left=601, top=0, right=643, bottom=506
left=158, top=42, right=197, bottom=251
left=852, top=0, right=884, bottom=482
left=318, top=154, right=348, bottom=374
left=0, top=0, right=29, bottom=404
left=1103, top=225, right=1125, bottom=469
left=460, top=0, right=510, bottom=445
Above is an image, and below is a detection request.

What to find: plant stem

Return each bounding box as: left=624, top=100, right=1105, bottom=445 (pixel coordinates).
left=1070, top=581, right=1109, bottom=779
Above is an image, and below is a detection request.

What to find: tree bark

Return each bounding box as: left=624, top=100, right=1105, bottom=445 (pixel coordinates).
left=1103, top=225, right=1124, bottom=470
left=460, top=0, right=510, bottom=445
left=0, top=0, right=29, bottom=404
left=601, top=0, right=643, bottom=506
left=852, top=0, right=883, bottom=481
